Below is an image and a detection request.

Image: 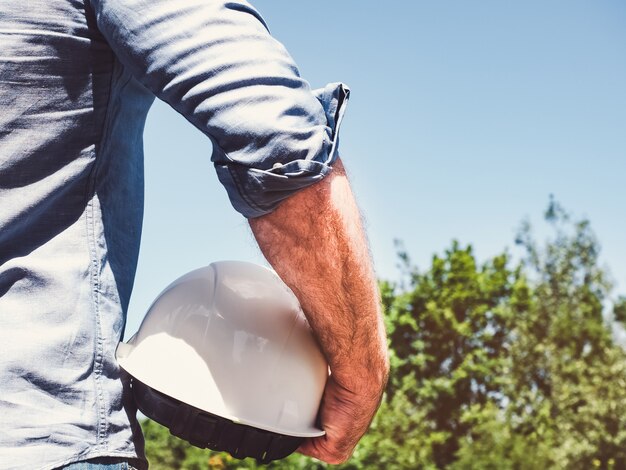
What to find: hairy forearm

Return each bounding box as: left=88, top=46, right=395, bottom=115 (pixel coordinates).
left=249, top=159, right=389, bottom=396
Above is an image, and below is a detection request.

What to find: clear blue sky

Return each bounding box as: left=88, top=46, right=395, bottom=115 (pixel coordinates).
left=126, top=1, right=626, bottom=337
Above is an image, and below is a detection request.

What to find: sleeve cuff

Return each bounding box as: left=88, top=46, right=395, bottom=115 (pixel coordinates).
left=211, top=82, right=350, bottom=218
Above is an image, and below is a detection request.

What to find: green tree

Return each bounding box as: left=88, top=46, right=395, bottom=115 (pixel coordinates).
left=454, top=200, right=626, bottom=469
left=379, top=242, right=518, bottom=467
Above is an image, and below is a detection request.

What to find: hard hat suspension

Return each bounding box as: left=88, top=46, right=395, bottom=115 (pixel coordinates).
left=133, top=378, right=303, bottom=463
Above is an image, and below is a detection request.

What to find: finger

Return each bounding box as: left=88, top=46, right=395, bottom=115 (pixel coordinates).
left=297, top=437, right=353, bottom=465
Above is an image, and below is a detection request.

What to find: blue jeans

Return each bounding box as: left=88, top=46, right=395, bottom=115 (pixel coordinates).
left=60, top=458, right=141, bottom=470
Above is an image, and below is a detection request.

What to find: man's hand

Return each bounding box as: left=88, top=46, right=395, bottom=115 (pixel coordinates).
left=249, top=158, right=389, bottom=464
left=297, top=376, right=381, bottom=464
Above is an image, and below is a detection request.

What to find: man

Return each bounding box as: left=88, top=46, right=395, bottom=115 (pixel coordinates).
left=0, top=0, right=389, bottom=468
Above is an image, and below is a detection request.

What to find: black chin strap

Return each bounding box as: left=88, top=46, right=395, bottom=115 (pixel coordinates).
left=132, top=378, right=303, bottom=464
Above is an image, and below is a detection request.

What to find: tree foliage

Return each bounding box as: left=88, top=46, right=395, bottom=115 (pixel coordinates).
left=141, top=202, right=626, bottom=469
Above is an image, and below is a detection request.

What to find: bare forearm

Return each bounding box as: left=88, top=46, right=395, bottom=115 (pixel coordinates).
left=249, top=159, right=388, bottom=390
left=249, top=159, right=389, bottom=462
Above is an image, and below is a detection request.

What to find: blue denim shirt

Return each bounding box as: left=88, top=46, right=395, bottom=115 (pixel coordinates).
left=0, top=0, right=348, bottom=468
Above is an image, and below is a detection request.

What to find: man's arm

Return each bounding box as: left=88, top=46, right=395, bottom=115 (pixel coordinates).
left=249, top=158, right=390, bottom=464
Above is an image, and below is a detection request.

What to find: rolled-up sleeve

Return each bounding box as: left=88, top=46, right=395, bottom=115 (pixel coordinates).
left=90, top=0, right=349, bottom=218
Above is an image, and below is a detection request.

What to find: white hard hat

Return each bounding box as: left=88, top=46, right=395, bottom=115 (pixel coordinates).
left=116, top=261, right=327, bottom=462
